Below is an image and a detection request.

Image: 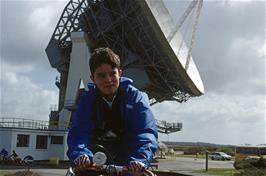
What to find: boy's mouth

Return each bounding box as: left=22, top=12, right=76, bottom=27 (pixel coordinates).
left=104, top=84, right=115, bottom=89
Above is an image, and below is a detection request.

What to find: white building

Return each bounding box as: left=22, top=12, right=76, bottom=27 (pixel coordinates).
left=0, top=118, right=68, bottom=161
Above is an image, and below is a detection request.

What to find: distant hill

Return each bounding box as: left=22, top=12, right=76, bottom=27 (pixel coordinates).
left=161, top=141, right=235, bottom=148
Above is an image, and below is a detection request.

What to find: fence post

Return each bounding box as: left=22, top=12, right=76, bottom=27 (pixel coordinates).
left=205, top=151, right=209, bottom=171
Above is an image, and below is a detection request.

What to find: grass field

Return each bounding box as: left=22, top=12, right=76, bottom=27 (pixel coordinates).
left=0, top=171, right=11, bottom=176
left=195, top=168, right=239, bottom=176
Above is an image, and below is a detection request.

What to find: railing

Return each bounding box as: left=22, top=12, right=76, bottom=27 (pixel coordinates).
left=156, top=119, right=182, bottom=134
left=0, top=117, right=69, bottom=131
left=0, top=117, right=49, bottom=130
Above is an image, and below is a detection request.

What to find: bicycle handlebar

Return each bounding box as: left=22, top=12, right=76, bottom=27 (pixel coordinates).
left=66, top=152, right=129, bottom=176
left=66, top=152, right=156, bottom=176
left=66, top=164, right=129, bottom=176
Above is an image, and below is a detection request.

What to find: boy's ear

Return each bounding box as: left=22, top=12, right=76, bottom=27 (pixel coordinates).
left=119, top=69, right=122, bottom=77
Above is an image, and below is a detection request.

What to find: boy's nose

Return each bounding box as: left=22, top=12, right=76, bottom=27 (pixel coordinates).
left=106, top=74, right=112, bottom=82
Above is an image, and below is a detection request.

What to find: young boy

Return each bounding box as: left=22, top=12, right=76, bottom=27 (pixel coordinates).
left=67, top=47, right=158, bottom=175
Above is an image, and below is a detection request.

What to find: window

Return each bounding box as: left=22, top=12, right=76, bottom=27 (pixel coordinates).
left=260, top=147, right=266, bottom=155
left=36, top=135, right=48, bottom=149
left=17, top=134, right=29, bottom=147
left=50, top=136, right=63, bottom=144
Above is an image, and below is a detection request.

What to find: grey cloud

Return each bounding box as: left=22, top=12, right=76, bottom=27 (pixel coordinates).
left=166, top=117, right=265, bottom=145
left=152, top=91, right=265, bottom=145
left=1, top=1, right=64, bottom=69
left=1, top=69, right=58, bottom=120
left=194, top=2, right=265, bottom=95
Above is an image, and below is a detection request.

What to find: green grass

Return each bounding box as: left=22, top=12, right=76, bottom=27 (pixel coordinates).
left=195, top=168, right=239, bottom=176
left=0, top=171, right=11, bottom=176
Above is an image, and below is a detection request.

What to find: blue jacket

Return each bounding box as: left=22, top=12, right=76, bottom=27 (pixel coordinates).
left=67, top=77, right=158, bottom=167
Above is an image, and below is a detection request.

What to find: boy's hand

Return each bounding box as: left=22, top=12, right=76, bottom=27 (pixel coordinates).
left=128, top=161, right=145, bottom=176
left=74, top=154, right=91, bottom=167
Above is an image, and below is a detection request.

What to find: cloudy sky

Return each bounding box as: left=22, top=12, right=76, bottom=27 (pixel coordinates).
left=1, top=0, right=265, bottom=146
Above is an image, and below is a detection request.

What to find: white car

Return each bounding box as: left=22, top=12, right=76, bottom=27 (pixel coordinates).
left=209, top=152, right=232, bottom=161
left=244, top=156, right=260, bottom=161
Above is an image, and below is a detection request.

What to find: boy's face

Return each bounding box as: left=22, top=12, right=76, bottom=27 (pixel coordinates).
left=91, top=64, right=122, bottom=100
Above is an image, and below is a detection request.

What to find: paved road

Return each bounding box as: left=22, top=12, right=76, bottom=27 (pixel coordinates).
left=157, top=157, right=234, bottom=175
left=0, top=157, right=234, bottom=176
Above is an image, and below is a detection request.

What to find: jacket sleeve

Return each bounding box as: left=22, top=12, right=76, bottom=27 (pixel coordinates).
left=67, top=91, right=94, bottom=163
left=127, top=91, right=158, bottom=167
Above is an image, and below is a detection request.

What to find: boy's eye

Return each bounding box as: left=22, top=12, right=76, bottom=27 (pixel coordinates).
left=97, top=73, right=106, bottom=78
left=110, top=71, right=117, bottom=76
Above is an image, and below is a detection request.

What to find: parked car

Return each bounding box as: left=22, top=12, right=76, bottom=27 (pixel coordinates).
left=244, top=155, right=260, bottom=161
left=209, top=152, right=232, bottom=161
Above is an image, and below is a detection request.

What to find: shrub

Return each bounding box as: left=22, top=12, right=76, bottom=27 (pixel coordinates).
left=234, top=168, right=266, bottom=176
left=234, top=158, right=266, bottom=170
left=254, top=158, right=266, bottom=168
left=234, top=160, right=254, bottom=170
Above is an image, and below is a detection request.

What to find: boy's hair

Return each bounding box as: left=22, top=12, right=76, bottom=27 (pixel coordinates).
left=89, top=47, right=120, bottom=75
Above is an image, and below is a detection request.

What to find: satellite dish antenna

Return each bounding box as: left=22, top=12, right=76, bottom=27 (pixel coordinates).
left=46, top=0, right=204, bottom=106
left=45, top=0, right=204, bottom=130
